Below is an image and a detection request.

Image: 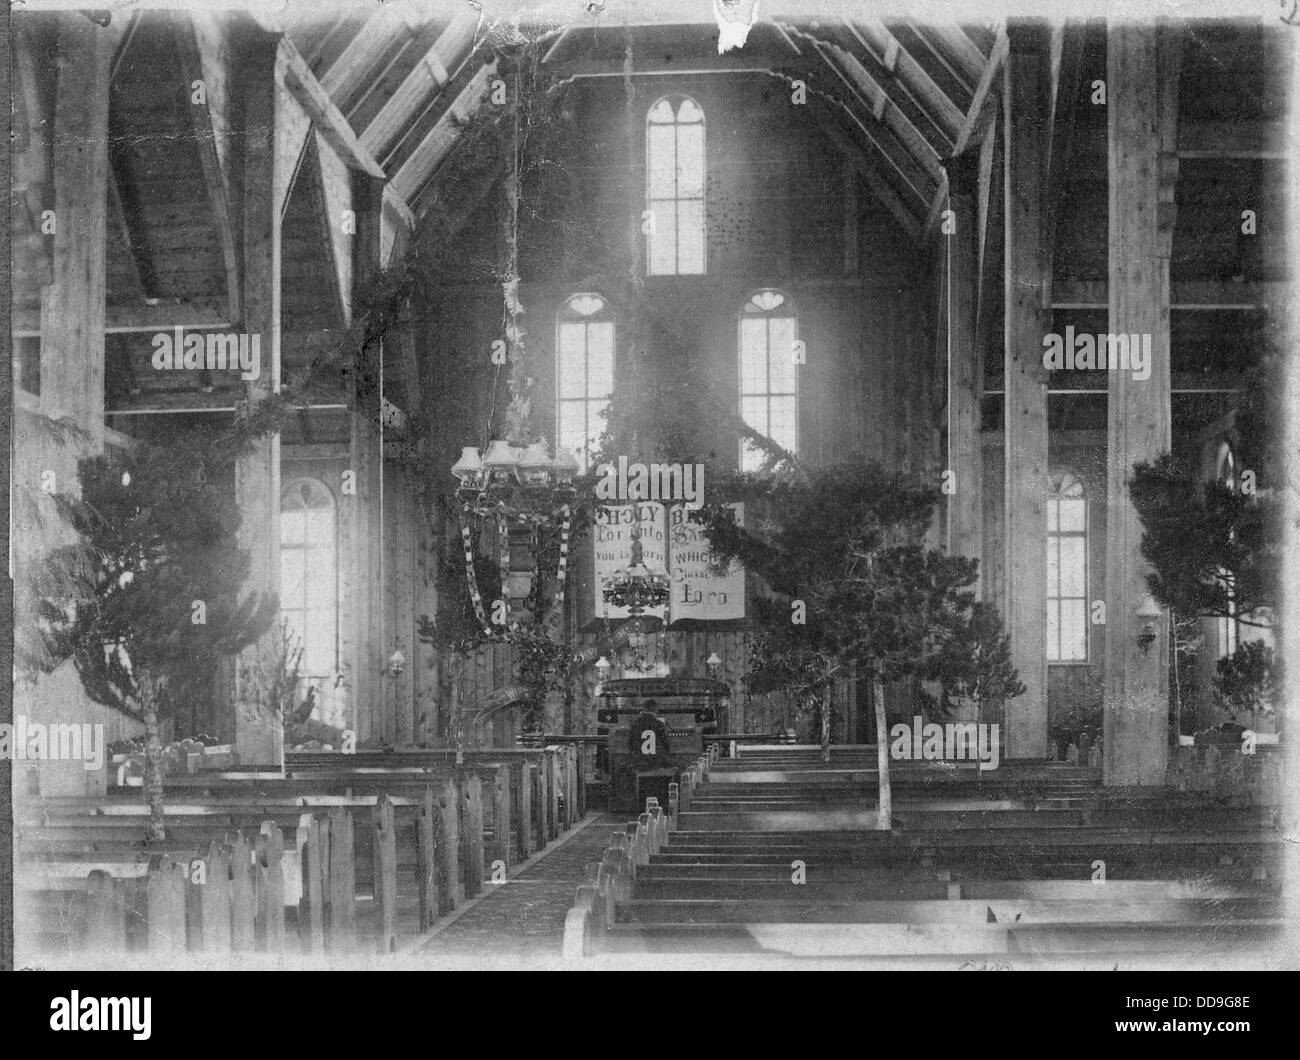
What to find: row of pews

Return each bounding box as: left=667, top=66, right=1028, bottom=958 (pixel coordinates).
left=563, top=744, right=1290, bottom=968
left=17, top=745, right=584, bottom=964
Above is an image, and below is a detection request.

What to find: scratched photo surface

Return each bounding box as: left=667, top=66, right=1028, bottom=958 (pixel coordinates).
left=8, top=0, right=1298, bottom=971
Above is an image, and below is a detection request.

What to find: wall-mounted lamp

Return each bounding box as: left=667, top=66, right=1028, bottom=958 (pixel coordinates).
left=1136, top=596, right=1163, bottom=654
left=388, top=649, right=406, bottom=677
left=706, top=652, right=722, bottom=677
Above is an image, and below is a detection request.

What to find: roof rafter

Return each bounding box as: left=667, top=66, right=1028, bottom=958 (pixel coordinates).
left=906, top=20, right=988, bottom=91
left=390, top=57, right=499, bottom=205
left=358, top=13, right=479, bottom=161
left=173, top=11, right=240, bottom=322
left=952, top=26, right=1009, bottom=156
left=317, top=4, right=407, bottom=111
left=847, top=19, right=963, bottom=148
left=799, top=30, right=944, bottom=186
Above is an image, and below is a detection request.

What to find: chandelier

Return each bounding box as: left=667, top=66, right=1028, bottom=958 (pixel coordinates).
left=601, top=526, right=671, bottom=616
left=451, top=440, right=578, bottom=523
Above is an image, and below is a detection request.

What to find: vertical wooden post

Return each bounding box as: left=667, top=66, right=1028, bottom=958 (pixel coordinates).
left=256, top=822, right=286, bottom=953
left=545, top=748, right=560, bottom=840
left=327, top=810, right=356, bottom=951
left=232, top=28, right=288, bottom=767
left=492, top=763, right=511, bottom=869
left=518, top=762, right=533, bottom=859
left=371, top=796, right=398, bottom=953
left=462, top=772, right=485, bottom=897
left=1002, top=22, right=1050, bottom=759
left=1103, top=23, right=1175, bottom=786
left=438, top=777, right=461, bottom=909
left=25, top=13, right=115, bottom=802
left=416, top=786, right=439, bottom=930
left=945, top=156, right=983, bottom=582
left=39, top=13, right=111, bottom=446
left=230, top=832, right=256, bottom=951
left=296, top=816, right=325, bottom=954
left=575, top=743, right=587, bottom=818
left=347, top=173, right=387, bottom=746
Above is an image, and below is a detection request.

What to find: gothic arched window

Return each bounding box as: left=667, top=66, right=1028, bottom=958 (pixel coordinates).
left=1047, top=469, right=1088, bottom=662
left=280, top=477, right=338, bottom=682
left=739, top=290, right=798, bottom=472
left=557, top=293, right=614, bottom=471
left=646, top=96, right=705, bottom=275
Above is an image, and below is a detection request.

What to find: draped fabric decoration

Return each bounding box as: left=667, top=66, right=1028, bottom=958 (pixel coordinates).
left=497, top=510, right=512, bottom=615
left=544, top=506, right=572, bottom=629
left=460, top=507, right=491, bottom=634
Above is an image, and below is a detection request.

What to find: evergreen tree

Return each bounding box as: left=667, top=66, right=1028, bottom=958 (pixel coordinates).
left=695, top=459, right=1023, bottom=826
left=1128, top=352, right=1286, bottom=721
left=25, top=420, right=278, bottom=840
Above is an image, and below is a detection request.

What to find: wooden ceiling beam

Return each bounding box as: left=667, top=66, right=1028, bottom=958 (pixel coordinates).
left=799, top=32, right=944, bottom=186
left=1043, top=20, right=1088, bottom=309
left=357, top=13, right=479, bottom=161
left=173, top=12, right=241, bottom=323
left=277, top=36, right=386, bottom=180
left=316, top=4, right=405, bottom=111
left=848, top=19, right=964, bottom=145
left=951, top=26, right=1008, bottom=157
left=390, top=58, right=498, bottom=204
left=906, top=21, right=988, bottom=90
left=546, top=54, right=778, bottom=79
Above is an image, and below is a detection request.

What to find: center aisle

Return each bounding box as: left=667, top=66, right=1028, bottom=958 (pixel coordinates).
left=413, top=812, right=621, bottom=967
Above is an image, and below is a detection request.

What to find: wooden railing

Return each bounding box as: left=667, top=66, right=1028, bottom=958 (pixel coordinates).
left=562, top=743, right=720, bottom=964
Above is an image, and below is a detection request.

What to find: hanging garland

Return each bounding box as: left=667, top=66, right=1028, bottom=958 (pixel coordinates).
left=459, top=506, right=491, bottom=635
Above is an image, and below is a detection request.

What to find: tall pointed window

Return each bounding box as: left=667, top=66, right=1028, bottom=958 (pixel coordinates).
left=646, top=96, right=705, bottom=275
left=1047, top=469, right=1088, bottom=662
left=739, top=290, right=798, bottom=472
left=557, top=294, right=614, bottom=471
left=1215, top=441, right=1239, bottom=658
left=281, top=478, right=338, bottom=688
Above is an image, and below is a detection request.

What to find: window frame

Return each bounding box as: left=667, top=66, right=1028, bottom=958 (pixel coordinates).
left=645, top=95, right=707, bottom=277
left=737, top=289, right=799, bottom=472
left=555, top=293, right=616, bottom=472
left=280, top=476, right=340, bottom=682
left=1046, top=468, right=1090, bottom=665
left=1215, top=440, right=1240, bottom=659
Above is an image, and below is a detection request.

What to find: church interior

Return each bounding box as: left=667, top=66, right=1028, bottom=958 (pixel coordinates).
left=9, top=2, right=1295, bottom=968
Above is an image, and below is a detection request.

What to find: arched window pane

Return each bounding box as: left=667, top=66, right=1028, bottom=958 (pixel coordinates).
left=646, top=96, right=705, bottom=276
left=280, top=478, right=338, bottom=684
left=1047, top=470, right=1088, bottom=662
left=556, top=294, right=614, bottom=471
left=739, top=291, right=798, bottom=472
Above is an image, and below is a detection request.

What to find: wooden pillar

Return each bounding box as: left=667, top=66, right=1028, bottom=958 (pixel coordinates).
left=232, top=30, right=287, bottom=767
left=348, top=173, right=386, bottom=745
left=946, top=156, right=983, bottom=580
left=462, top=772, right=485, bottom=897
left=1103, top=24, right=1176, bottom=786
left=1001, top=23, right=1050, bottom=759
left=39, top=14, right=111, bottom=445
left=518, top=762, right=533, bottom=859
left=27, top=13, right=115, bottom=799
